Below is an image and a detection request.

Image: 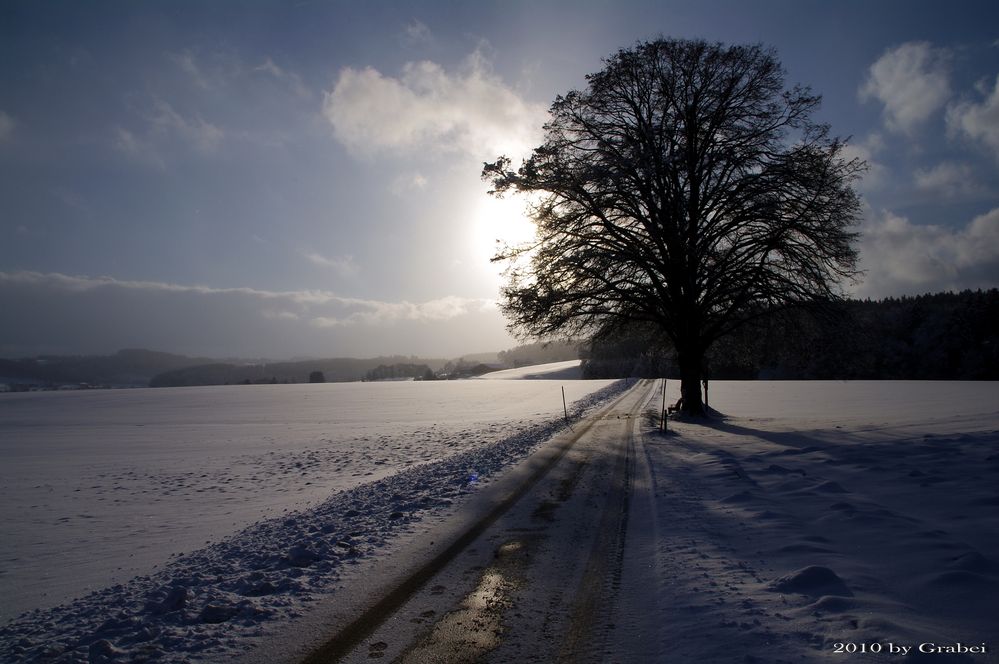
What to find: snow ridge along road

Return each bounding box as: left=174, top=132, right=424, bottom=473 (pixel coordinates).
left=300, top=378, right=659, bottom=664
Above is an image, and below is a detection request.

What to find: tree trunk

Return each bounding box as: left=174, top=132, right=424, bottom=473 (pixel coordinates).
left=677, top=345, right=706, bottom=416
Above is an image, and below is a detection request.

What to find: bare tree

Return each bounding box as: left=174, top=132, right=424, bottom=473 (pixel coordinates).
left=483, top=38, right=863, bottom=415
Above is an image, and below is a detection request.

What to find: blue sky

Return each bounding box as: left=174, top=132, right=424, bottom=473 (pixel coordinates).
left=1, top=0, right=998, bottom=359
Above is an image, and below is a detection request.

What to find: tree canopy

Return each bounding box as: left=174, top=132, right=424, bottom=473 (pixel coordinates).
left=483, top=38, right=863, bottom=415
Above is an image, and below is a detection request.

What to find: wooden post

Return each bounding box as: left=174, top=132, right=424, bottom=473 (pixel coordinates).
left=562, top=386, right=569, bottom=425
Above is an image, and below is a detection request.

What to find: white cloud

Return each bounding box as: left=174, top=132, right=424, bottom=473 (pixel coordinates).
left=112, top=126, right=165, bottom=168
left=856, top=206, right=999, bottom=297
left=403, top=19, right=433, bottom=46
left=51, top=187, right=92, bottom=215
left=0, top=111, right=13, bottom=142
left=0, top=272, right=491, bottom=323
left=170, top=50, right=210, bottom=89
left=115, top=100, right=224, bottom=162
left=0, top=271, right=507, bottom=358
left=255, top=57, right=312, bottom=99
left=860, top=42, right=951, bottom=133
left=150, top=100, right=224, bottom=153
left=112, top=126, right=141, bottom=153
left=913, top=161, right=981, bottom=197
left=840, top=133, right=888, bottom=192
left=947, top=74, right=999, bottom=157
left=390, top=172, right=429, bottom=194
left=262, top=309, right=300, bottom=321
left=302, top=251, right=360, bottom=278
left=322, top=48, right=546, bottom=160
left=311, top=295, right=492, bottom=327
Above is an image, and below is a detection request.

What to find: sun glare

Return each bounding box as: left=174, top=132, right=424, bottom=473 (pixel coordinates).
left=471, top=194, right=536, bottom=282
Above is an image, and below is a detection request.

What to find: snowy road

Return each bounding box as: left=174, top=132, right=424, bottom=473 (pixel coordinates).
left=279, top=379, right=660, bottom=664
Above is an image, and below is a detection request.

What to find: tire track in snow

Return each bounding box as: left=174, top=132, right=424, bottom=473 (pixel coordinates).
left=299, top=381, right=644, bottom=663
left=389, top=379, right=657, bottom=664
left=556, top=403, right=639, bottom=663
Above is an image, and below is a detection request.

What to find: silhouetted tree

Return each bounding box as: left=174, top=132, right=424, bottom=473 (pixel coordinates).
left=309, top=370, right=325, bottom=383
left=484, top=38, right=862, bottom=414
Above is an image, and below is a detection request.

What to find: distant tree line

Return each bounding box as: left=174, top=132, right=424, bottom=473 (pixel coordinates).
left=149, top=356, right=447, bottom=387
left=0, top=348, right=213, bottom=388
left=8, top=291, right=988, bottom=389
left=582, top=290, right=999, bottom=380
left=439, top=361, right=498, bottom=379
left=364, top=363, right=436, bottom=381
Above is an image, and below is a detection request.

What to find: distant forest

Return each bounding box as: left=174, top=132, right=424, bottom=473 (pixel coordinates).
left=2, top=290, right=995, bottom=388
left=0, top=348, right=214, bottom=388
left=148, top=356, right=456, bottom=387
left=0, top=350, right=449, bottom=389
left=0, top=342, right=585, bottom=389
left=582, top=289, right=999, bottom=380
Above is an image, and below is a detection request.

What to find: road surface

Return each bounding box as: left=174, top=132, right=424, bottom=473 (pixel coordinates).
left=298, top=378, right=661, bottom=663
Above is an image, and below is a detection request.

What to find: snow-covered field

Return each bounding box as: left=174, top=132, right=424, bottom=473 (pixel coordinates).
left=0, top=376, right=623, bottom=661
left=634, top=380, right=999, bottom=662
left=2, top=377, right=997, bottom=663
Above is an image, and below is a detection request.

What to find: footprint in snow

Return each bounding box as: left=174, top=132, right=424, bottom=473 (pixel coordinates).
left=767, top=565, right=852, bottom=597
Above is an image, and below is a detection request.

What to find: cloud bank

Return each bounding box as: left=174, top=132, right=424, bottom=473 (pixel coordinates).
left=947, top=74, right=999, bottom=157
left=0, top=272, right=508, bottom=359
left=856, top=206, right=999, bottom=297
left=323, top=49, right=546, bottom=160
left=913, top=161, right=981, bottom=198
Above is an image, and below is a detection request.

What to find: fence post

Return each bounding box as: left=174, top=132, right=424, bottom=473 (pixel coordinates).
left=562, top=385, right=569, bottom=425
left=661, top=378, right=667, bottom=431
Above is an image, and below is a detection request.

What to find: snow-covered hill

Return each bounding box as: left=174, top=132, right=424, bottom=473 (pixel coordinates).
left=477, top=359, right=582, bottom=380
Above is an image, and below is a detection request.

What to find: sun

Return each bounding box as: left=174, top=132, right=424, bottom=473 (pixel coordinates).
left=470, top=194, right=536, bottom=281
